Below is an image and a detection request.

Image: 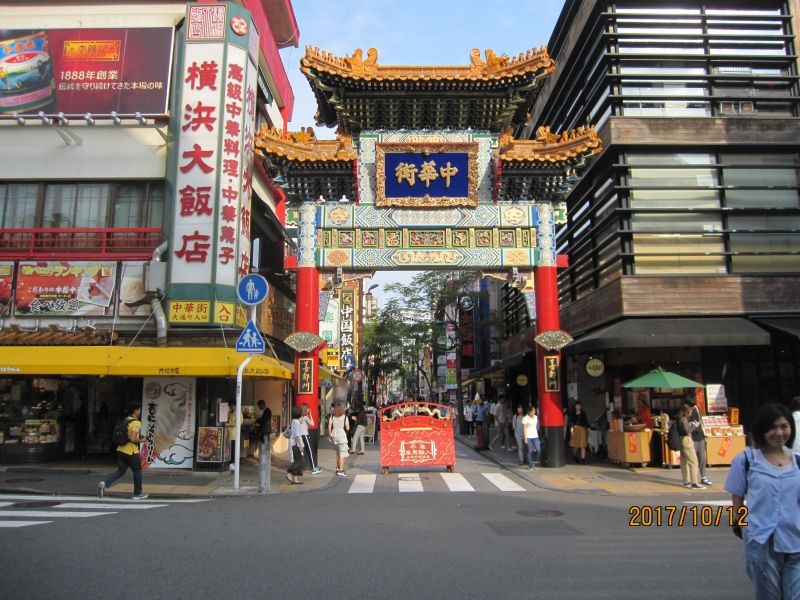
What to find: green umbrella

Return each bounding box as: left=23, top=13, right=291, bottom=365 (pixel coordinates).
left=622, top=367, right=703, bottom=389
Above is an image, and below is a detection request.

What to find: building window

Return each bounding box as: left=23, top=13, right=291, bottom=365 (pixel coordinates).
left=0, top=184, right=38, bottom=228
left=42, top=183, right=109, bottom=228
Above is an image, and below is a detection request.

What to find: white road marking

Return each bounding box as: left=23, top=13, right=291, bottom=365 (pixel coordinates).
left=440, top=473, right=475, bottom=492
left=56, top=503, right=168, bottom=510
left=348, top=474, right=377, bottom=494
left=0, top=521, right=53, bottom=528
left=397, top=473, right=424, bottom=493
left=0, top=494, right=207, bottom=503
left=0, top=502, right=13, bottom=508
left=0, top=510, right=115, bottom=518
left=482, top=472, right=526, bottom=492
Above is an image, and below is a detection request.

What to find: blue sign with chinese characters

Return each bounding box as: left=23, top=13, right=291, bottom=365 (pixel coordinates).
left=384, top=151, right=469, bottom=198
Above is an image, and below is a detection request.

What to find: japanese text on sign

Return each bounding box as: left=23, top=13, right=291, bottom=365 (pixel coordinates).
left=339, top=290, right=355, bottom=369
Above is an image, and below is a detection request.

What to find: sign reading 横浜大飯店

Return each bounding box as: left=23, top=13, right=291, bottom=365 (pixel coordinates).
left=0, top=28, right=173, bottom=116
left=376, top=142, right=478, bottom=208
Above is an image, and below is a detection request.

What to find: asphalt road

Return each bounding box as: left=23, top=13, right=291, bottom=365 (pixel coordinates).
left=1, top=448, right=752, bottom=600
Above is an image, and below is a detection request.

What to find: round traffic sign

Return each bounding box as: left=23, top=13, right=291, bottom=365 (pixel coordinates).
left=351, top=370, right=363, bottom=382
left=237, top=273, right=269, bottom=305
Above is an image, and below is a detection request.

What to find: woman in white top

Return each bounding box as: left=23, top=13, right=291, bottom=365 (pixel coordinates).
left=464, top=401, right=474, bottom=437
left=286, top=406, right=304, bottom=484
left=522, top=406, right=540, bottom=469
left=327, top=402, right=350, bottom=476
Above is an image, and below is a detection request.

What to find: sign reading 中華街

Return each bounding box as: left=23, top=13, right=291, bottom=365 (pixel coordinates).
left=376, top=142, right=478, bottom=208
left=0, top=28, right=173, bottom=116
left=298, top=358, right=314, bottom=394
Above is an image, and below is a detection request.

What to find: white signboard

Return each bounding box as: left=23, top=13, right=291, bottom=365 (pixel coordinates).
left=706, top=384, right=728, bottom=413
left=141, top=377, right=196, bottom=469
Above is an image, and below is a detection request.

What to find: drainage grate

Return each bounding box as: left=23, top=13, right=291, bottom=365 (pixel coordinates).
left=13, top=500, right=60, bottom=508
left=486, top=520, right=582, bottom=537
left=4, top=477, right=45, bottom=484
left=516, top=509, right=564, bottom=518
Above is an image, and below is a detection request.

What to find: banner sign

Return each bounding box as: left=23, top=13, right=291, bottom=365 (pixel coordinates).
left=15, top=261, right=116, bottom=317
left=196, top=426, right=224, bottom=463
left=376, top=143, right=478, bottom=208
left=0, top=28, right=173, bottom=116
left=338, top=289, right=355, bottom=369
left=298, top=358, right=314, bottom=394
left=0, top=262, right=12, bottom=317
left=141, top=377, right=196, bottom=469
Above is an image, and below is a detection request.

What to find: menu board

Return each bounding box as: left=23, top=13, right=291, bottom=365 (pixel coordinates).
left=702, top=415, right=744, bottom=438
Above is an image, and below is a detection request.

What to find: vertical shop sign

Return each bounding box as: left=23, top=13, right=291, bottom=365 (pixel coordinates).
left=298, top=358, right=313, bottom=394
left=171, top=41, right=223, bottom=285
left=141, top=377, right=196, bottom=469
left=544, top=355, right=560, bottom=392
left=339, top=289, right=355, bottom=369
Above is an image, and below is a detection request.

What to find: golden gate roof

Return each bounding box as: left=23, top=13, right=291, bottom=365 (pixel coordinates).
left=254, top=125, right=357, bottom=163
left=497, top=125, right=602, bottom=163
left=300, top=46, right=557, bottom=133
left=301, top=45, right=554, bottom=81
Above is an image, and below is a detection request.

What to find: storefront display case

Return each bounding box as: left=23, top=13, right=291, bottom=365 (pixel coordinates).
left=702, top=415, right=746, bottom=466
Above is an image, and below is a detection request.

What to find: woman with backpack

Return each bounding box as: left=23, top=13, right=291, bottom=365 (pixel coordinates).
left=97, top=402, right=148, bottom=500
left=327, top=401, right=350, bottom=476
left=724, top=403, right=800, bottom=599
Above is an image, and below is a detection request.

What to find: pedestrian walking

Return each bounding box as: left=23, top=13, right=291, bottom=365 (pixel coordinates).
left=349, top=401, right=367, bottom=455
left=299, top=403, right=321, bottom=474
left=286, top=406, right=304, bottom=485
left=677, top=403, right=705, bottom=489
left=568, top=401, right=589, bottom=464
left=724, top=403, right=800, bottom=599
left=463, top=400, right=474, bottom=437
left=472, top=394, right=489, bottom=450
left=685, top=398, right=712, bottom=485
left=328, top=401, right=350, bottom=476
left=522, top=406, right=541, bottom=469
left=97, top=402, right=148, bottom=500
left=512, top=404, right=526, bottom=465
left=489, top=397, right=510, bottom=450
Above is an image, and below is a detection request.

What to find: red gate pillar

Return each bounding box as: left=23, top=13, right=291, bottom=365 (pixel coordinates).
left=534, top=202, right=565, bottom=467
left=294, top=202, right=321, bottom=446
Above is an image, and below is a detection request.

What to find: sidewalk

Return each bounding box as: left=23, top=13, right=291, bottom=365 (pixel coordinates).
left=0, top=434, right=734, bottom=498
left=0, top=442, right=345, bottom=499
left=455, top=432, right=732, bottom=497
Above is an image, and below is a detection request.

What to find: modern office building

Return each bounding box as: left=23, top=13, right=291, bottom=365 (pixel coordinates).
left=0, top=1, right=299, bottom=465
left=524, top=0, right=800, bottom=427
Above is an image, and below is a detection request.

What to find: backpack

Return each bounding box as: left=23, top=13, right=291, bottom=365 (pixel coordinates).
left=666, top=420, right=681, bottom=451
left=112, top=418, right=132, bottom=446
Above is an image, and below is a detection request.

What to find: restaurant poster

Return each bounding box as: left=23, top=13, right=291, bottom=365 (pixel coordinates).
left=0, top=262, right=12, bottom=316
left=196, top=426, right=223, bottom=463
left=117, top=262, right=152, bottom=317
left=15, top=261, right=116, bottom=317
left=140, top=377, right=196, bottom=469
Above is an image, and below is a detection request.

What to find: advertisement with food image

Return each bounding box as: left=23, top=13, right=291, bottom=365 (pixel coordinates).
left=14, top=261, right=117, bottom=317
left=0, top=262, right=12, bottom=317
left=140, top=377, right=196, bottom=469
left=117, top=262, right=152, bottom=317
left=0, top=27, right=173, bottom=116
left=196, top=426, right=223, bottom=463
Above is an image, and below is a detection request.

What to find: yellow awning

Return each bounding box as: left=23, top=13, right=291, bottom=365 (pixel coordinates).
left=0, top=346, right=293, bottom=379
left=319, top=365, right=344, bottom=383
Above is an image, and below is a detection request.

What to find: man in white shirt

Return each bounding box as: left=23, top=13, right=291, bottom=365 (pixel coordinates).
left=522, top=406, right=541, bottom=469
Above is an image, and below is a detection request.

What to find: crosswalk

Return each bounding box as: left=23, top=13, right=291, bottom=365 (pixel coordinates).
left=0, top=494, right=208, bottom=529
left=347, top=472, right=530, bottom=494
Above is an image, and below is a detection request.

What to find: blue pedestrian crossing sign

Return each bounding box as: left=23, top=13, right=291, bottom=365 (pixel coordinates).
left=237, top=273, right=269, bottom=306
left=236, top=320, right=265, bottom=354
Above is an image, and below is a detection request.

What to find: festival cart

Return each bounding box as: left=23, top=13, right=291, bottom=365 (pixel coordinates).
left=378, top=402, right=456, bottom=474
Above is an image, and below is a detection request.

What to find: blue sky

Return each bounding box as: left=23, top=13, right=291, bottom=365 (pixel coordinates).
left=278, top=0, right=567, bottom=298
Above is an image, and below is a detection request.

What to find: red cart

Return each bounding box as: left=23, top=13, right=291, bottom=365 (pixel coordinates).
left=378, top=402, right=456, bottom=474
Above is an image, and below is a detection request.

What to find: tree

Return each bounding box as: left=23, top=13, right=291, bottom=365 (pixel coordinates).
left=383, top=270, right=485, bottom=428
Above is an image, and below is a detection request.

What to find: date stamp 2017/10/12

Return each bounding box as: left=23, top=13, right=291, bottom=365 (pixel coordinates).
left=628, top=505, right=748, bottom=527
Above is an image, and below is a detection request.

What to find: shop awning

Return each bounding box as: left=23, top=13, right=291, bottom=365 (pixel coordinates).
left=0, top=346, right=293, bottom=379
left=462, top=354, right=526, bottom=387
left=566, top=317, right=771, bottom=355
left=319, top=365, right=343, bottom=383
left=752, top=317, right=800, bottom=340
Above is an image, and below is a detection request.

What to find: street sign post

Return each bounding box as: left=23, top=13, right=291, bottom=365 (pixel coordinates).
left=233, top=272, right=270, bottom=492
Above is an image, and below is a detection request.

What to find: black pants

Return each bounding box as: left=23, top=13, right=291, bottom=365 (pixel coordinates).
left=103, top=451, right=143, bottom=496
left=301, top=435, right=317, bottom=470
left=288, top=445, right=304, bottom=477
